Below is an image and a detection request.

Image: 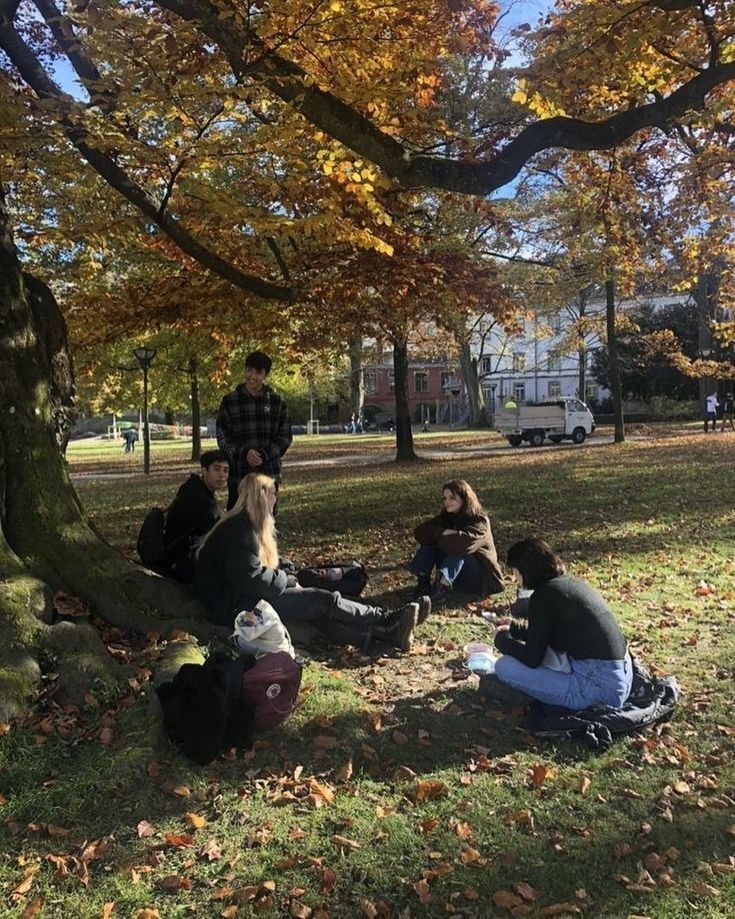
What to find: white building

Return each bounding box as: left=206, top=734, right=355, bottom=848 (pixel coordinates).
left=475, top=291, right=692, bottom=410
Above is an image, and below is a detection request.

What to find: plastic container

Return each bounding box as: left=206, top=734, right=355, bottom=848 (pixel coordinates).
left=466, top=652, right=497, bottom=675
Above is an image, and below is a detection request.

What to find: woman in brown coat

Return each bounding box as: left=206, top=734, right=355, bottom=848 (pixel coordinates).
left=409, top=480, right=505, bottom=602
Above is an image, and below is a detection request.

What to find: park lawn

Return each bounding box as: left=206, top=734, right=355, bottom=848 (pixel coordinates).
left=1, top=430, right=734, bottom=917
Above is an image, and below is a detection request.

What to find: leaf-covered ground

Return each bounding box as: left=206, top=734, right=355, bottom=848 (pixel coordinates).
left=1, top=428, right=734, bottom=918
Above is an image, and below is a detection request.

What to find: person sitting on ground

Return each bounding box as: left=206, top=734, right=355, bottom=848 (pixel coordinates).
left=409, top=480, right=504, bottom=602
left=195, top=473, right=430, bottom=652
left=164, top=450, right=229, bottom=582
left=492, top=538, right=632, bottom=711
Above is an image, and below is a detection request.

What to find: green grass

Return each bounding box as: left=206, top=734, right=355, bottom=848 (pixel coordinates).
left=1, top=429, right=734, bottom=917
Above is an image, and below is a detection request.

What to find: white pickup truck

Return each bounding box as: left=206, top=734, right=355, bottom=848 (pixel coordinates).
left=495, top=398, right=596, bottom=447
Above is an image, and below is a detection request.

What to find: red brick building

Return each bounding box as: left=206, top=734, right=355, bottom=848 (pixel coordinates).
left=362, top=360, right=465, bottom=425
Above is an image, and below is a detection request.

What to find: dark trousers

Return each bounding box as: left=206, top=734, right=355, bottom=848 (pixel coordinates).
left=267, top=588, right=385, bottom=646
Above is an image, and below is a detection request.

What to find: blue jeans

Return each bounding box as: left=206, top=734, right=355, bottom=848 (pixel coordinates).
left=409, top=545, right=483, bottom=596
left=495, top=653, right=633, bottom=710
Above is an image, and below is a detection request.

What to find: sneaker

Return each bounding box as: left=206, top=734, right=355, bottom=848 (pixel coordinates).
left=385, top=603, right=419, bottom=652
left=416, top=594, right=432, bottom=625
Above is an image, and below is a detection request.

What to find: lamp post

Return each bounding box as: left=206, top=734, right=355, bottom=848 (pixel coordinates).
left=133, top=346, right=157, bottom=475
left=489, top=382, right=497, bottom=429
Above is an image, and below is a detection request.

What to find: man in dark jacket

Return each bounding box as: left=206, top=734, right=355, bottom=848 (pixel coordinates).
left=216, top=351, right=293, bottom=509
left=164, top=450, right=229, bottom=582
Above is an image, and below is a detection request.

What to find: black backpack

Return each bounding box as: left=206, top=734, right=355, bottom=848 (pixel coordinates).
left=296, top=562, right=368, bottom=597
left=137, top=507, right=168, bottom=567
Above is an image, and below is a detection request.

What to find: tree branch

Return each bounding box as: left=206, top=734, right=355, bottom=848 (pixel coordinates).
left=0, top=17, right=295, bottom=301
left=154, top=0, right=735, bottom=196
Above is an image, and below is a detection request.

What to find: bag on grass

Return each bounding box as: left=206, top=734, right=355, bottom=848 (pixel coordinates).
left=241, top=651, right=302, bottom=732
left=296, top=561, right=368, bottom=597
left=137, top=507, right=168, bottom=567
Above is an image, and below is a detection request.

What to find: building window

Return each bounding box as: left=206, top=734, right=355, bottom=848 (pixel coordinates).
left=548, top=380, right=561, bottom=398
left=512, top=352, right=526, bottom=372
left=552, top=313, right=563, bottom=333
left=514, top=383, right=526, bottom=403
left=388, top=371, right=394, bottom=393
left=414, top=371, right=429, bottom=393
left=479, top=356, right=492, bottom=376
left=364, top=370, right=378, bottom=395
left=585, top=384, right=599, bottom=404
left=547, top=350, right=561, bottom=372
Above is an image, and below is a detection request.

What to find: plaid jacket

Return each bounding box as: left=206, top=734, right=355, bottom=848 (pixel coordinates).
left=216, top=383, right=292, bottom=483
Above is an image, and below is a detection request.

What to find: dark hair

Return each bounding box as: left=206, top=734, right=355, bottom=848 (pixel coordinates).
left=442, top=480, right=484, bottom=517
left=199, top=450, right=229, bottom=469
left=506, top=538, right=565, bottom=590
left=245, top=351, right=272, bottom=374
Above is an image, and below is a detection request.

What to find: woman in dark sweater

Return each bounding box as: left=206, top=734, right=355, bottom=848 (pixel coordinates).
left=493, top=538, right=632, bottom=710
left=409, top=480, right=504, bottom=601
left=195, top=473, right=428, bottom=652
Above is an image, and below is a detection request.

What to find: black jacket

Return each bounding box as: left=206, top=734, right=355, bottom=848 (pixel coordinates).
left=194, top=512, right=293, bottom=625
left=164, top=475, right=220, bottom=562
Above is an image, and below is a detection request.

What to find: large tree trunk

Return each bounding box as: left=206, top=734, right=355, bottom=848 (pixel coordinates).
left=392, top=339, right=417, bottom=461
left=605, top=276, right=625, bottom=444
left=347, top=337, right=364, bottom=416
left=189, top=357, right=202, bottom=461
left=457, top=337, right=486, bottom=427
left=0, top=189, right=216, bottom=721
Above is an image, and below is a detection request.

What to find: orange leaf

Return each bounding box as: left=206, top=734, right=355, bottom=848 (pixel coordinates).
left=46, top=823, right=69, bottom=837
left=412, top=879, right=431, bottom=904
left=164, top=833, right=193, bottom=848
left=171, top=785, right=191, bottom=798
left=186, top=812, right=207, bottom=830
left=492, top=889, right=524, bottom=909
left=21, top=899, right=43, bottom=918
left=321, top=867, right=337, bottom=892
left=529, top=763, right=556, bottom=788
left=410, top=779, right=447, bottom=802
left=102, top=904, right=115, bottom=919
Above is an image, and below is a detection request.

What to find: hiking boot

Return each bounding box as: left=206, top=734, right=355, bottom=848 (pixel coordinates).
left=412, top=573, right=432, bottom=600
left=383, top=603, right=419, bottom=652
left=416, top=594, right=432, bottom=625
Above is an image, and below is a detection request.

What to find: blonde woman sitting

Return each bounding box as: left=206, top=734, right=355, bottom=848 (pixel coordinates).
left=195, top=473, right=429, bottom=652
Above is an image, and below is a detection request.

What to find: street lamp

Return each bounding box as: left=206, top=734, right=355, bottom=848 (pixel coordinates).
left=133, top=346, right=157, bottom=475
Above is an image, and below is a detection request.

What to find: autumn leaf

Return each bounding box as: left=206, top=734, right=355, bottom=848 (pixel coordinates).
left=492, top=889, right=524, bottom=909
left=171, top=785, right=191, bottom=798
left=514, top=881, right=538, bottom=902
left=164, top=833, right=194, bottom=848
left=331, top=834, right=361, bottom=850
left=21, top=901, right=43, bottom=919
left=321, top=867, right=337, bottom=892
left=185, top=812, right=207, bottom=830
left=199, top=838, right=223, bottom=861
left=133, top=910, right=160, bottom=919
left=539, top=903, right=582, bottom=916
left=408, top=779, right=448, bottom=802
left=46, top=823, right=69, bottom=837
left=529, top=763, right=556, bottom=788
left=102, top=903, right=115, bottom=919
left=413, top=879, right=431, bottom=904
left=137, top=820, right=156, bottom=838
left=334, top=758, right=353, bottom=782
left=578, top=775, right=591, bottom=794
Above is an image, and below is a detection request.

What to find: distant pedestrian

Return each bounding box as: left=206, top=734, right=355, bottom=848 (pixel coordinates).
left=123, top=427, right=138, bottom=453
left=723, top=393, right=734, bottom=432
left=355, top=413, right=364, bottom=433
left=345, top=412, right=356, bottom=434
left=704, top=391, right=719, bottom=432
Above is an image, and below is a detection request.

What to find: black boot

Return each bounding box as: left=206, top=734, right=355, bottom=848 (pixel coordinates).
left=413, top=573, right=431, bottom=600
left=378, top=603, right=419, bottom=652
left=416, top=594, right=431, bottom=625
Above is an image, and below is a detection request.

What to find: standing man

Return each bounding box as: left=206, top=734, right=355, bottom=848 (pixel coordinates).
left=216, top=351, right=293, bottom=509
left=163, top=450, right=230, bottom=582
left=722, top=393, right=734, bottom=432
left=704, top=391, right=719, bottom=433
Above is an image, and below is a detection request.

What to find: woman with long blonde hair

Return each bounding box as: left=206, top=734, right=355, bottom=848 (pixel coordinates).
left=409, top=479, right=504, bottom=604
left=196, top=473, right=429, bottom=652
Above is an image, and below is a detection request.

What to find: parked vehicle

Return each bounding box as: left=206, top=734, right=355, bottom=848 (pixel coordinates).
left=495, top=398, right=596, bottom=447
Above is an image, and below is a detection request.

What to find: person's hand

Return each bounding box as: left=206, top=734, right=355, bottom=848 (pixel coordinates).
left=442, top=528, right=457, bottom=535
left=493, top=624, right=510, bottom=641
left=246, top=448, right=263, bottom=467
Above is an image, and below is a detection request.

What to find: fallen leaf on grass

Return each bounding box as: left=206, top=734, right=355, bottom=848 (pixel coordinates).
left=321, top=867, right=337, bottom=892
left=164, top=833, right=193, bottom=848
left=514, top=882, right=538, bottom=902
left=578, top=776, right=591, bottom=794
left=334, top=758, right=353, bottom=782
left=289, top=900, right=312, bottom=918
left=157, top=875, right=191, bottom=891
left=102, top=903, right=115, bottom=919
left=408, top=779, right=448, bottom=802
left=185, top=812, right=206, bottom=830
left=137, top=821, right=156, bottom=838
left=21, top=899, right=43, bottom=918
left=331, top=834, right=360, bottom=850
left=691, top=881, right=720, bottom=897
left=171, top=785, right=190, bottom=798
left=539, top=903, right=582, bottom=916
left=506, top=810, right=535, bottom=830
left=413, top=879, right=431, bottom=904
left=133, top=910, right=160, bottom=918
left=199, top=838, right=222, bottom=861
left=492, top=889, right=524, bottom=909
left=529, top=763, right=556, bottom=788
